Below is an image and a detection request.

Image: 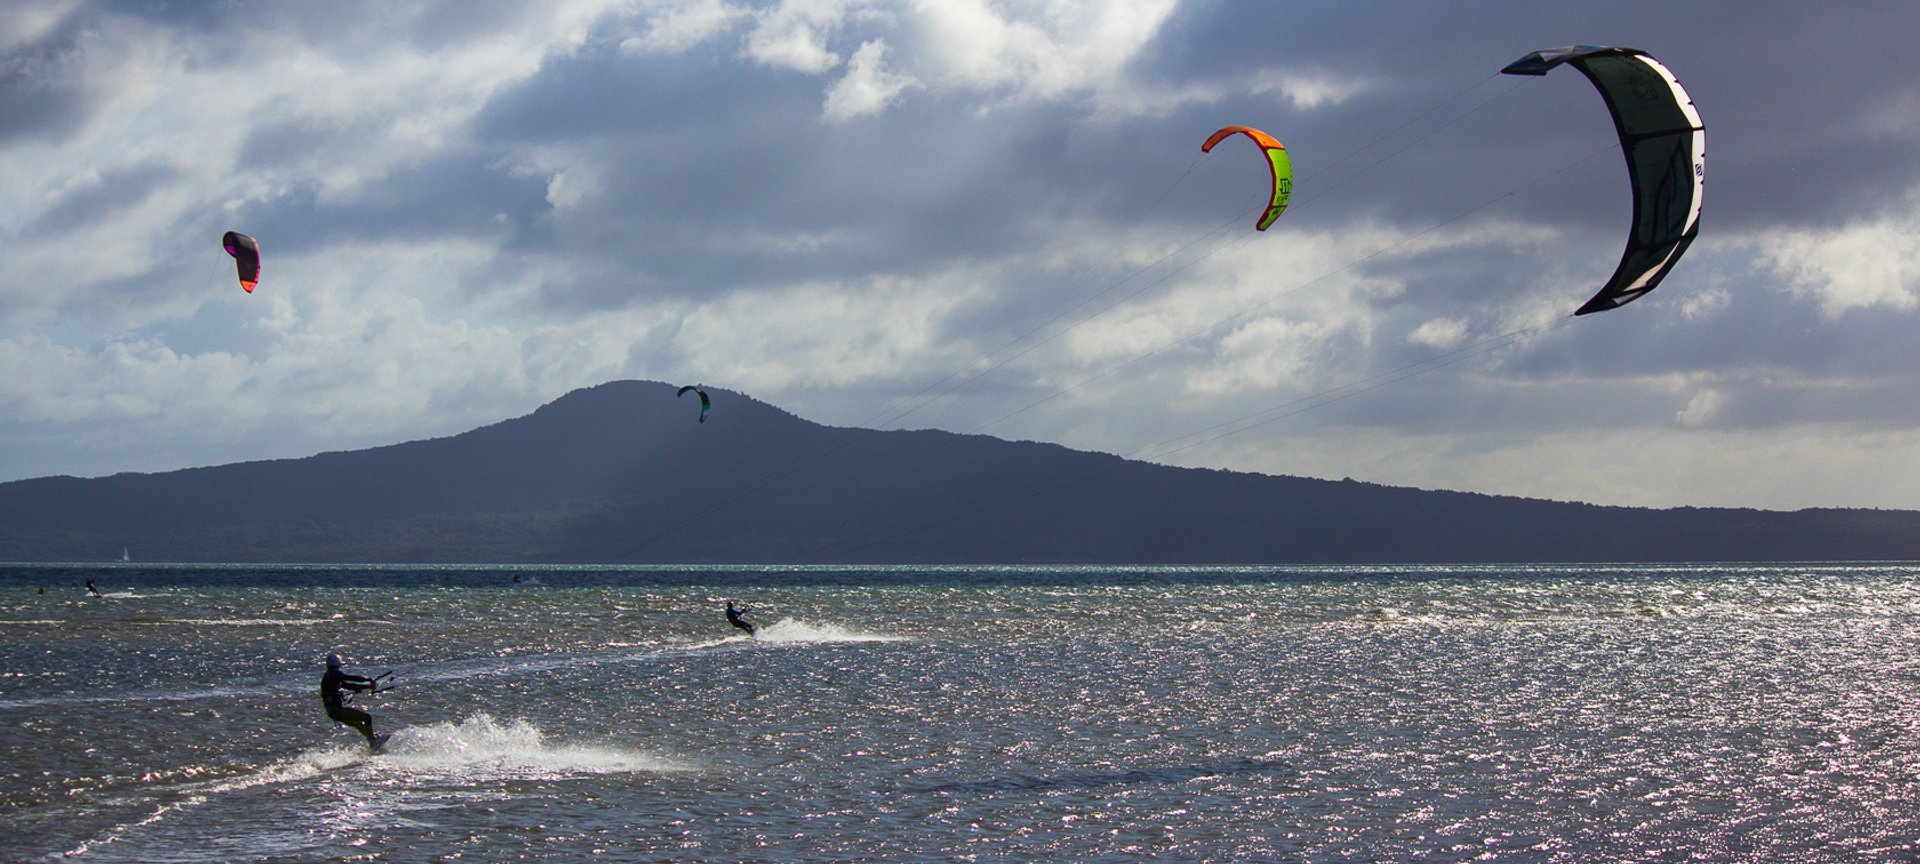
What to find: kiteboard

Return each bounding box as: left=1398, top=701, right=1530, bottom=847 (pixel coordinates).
left=369, top=733, right=391, bottom=753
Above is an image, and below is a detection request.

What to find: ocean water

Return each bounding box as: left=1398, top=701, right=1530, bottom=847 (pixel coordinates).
left=2, top=562, right=1918, bottom=862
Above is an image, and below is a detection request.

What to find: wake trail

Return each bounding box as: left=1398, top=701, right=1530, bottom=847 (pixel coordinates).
left=61, top=714, right=685, bottom=859
left=751, top=618, right=904, bottom=643
left=7, top=627, right=903, bottom=710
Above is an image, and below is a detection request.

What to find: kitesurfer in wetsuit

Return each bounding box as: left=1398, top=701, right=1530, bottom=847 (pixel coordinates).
left=84, top=579, right=101, bottom=598
left=320, top=653, right=383, bottom=748
left=725, top=600, right=756, bottom=636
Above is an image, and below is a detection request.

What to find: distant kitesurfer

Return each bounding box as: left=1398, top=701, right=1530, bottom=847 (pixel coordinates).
left=84, top=579, right=101, bottom=598
left=725, top=600, right=756, bottom=636
left=320, top=653, right=389, bottom=751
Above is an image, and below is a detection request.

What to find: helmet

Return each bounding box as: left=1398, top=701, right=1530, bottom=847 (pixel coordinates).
left=325, top=653, right=343, bottom=668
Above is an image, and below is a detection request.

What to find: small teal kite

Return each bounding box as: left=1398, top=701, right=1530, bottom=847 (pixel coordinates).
left=677, top=385, right=710, bottom=423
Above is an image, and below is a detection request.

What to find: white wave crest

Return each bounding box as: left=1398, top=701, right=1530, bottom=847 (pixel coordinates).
left=754, top=618, right=902, bottom=643
left=373, top=713, right=689, bottom=778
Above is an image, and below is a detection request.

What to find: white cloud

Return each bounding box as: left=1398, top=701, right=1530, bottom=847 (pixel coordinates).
left=641, top=0, right=1186, bottom=118
left=823, top=39, right=918, bottom=121
left=0, top=3, right=630, bottom=333
left=1676, top=387, right=1725, bottom=427
left=0, top=234, right=677, bottom=478
left=1408, top=317, right=1467, bottom=349
left=903, top=0, right=1177, bottom=105
left=1250, top=70, right=1367, bottom=110
left=743, top=0, right=853, bottom=73
left=0, top=0, right=73, bottom=53
left=674, top=267, right=985, bottom=391
left=1762, top=203, right=1920, bottom=316
left=1186, top=423, right=1920, bottom=511
left=1678, top=286, right=1730, bottom=321
left=1187, top=316, right=1333, bottom=393
left=622, top=0, right=749, bottom=54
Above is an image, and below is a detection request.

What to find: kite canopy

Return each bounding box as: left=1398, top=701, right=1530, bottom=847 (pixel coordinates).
left=677, top=385, right=710, bottom=423
left=1502, top=46, right=1705, bottom=316
left=1201, top=125, right=1293, bottom=231
left=222, top=231, right=261, bottom=293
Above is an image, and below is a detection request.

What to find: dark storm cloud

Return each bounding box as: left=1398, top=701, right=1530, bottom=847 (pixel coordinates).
left=473, top=36, right=805, bottom=143
left=103, top=0, right=553, bottom=56
left=471, top=36, right=1120, bottom=307
left=226, top=150, right=552, bottom=256
left=1141, top=2, right=1920, bottom=233
left=26, top=162, right=178, bottom=236
left=0, top=13, right=114, bottom=144
left=1350, top=228, right=1920, bottom=385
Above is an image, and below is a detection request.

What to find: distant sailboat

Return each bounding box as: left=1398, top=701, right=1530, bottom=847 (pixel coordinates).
left=119, top=547, right=131, bottom=563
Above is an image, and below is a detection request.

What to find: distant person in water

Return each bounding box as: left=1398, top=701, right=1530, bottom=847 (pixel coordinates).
left=725, top=600, right=756, bottom=636
left=84, top=579, right=101, bottom=598
left=320, top=653, right=386, bottom=750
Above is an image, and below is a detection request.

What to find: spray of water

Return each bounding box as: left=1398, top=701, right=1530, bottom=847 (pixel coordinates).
left=753, top=618, right=903, bottom=643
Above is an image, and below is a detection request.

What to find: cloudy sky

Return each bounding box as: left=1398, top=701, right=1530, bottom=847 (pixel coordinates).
left=4, top=1, right=1918, bottom=511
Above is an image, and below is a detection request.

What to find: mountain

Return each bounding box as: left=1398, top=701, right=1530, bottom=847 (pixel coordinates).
left=3, top=380, right=1917, bottom=564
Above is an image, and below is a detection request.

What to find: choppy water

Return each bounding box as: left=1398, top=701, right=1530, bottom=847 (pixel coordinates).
left=2, top=563, right=1918, bottom=862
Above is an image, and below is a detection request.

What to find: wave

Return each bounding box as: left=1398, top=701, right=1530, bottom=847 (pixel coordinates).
left=370, top=713, right=689, bottom=779
left=60, top=714, right=681, bottom=858
left=0, top=681, right=299, bottom=711
left=60, top=745, right=361, bottom=858
left=754, top=618, right=902, bottom=643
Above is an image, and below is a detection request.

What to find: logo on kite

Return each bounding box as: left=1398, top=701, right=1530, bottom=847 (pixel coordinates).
left=222, top=231, right=261, bottom=294
left=1200, top=126, right=1293, bottom=231
left=1501, top=46, right=1705, bottom=315
left=677, top=385, right=711, bottom=423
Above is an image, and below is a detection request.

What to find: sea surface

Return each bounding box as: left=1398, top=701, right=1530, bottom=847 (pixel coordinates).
left=2, top=562, right=1917, bottom=862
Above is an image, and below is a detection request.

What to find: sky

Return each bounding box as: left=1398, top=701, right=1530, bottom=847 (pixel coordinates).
left=3, top=1, right=1919, bottom=512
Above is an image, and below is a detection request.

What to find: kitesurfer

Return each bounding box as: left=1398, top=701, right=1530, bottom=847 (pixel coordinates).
left=320, top=653, right=387, bottom=750
left=725, top=600, right=756, bottom=636
left=84, top=579, right=101, bottom=598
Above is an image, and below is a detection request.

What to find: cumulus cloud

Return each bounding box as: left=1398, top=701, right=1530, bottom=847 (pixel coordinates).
left=1249, top=69, right=1367, bottom=110
left=822, top=39, right=917, bottom=121
left=742, top=0, right=849, bottom=73
left=1407, top=317, right=1467, bottom=349
left=904, top=0, right=1178, bottom=106
left=622, top=0, right=748, bottom=55
left=1762, top=207, right=1920, bottom=316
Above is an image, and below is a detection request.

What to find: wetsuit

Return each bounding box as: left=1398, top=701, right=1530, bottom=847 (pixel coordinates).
left=725, top=602, right=756, bottom=636
left=85, top=580, right=101, bottom=597
left=321, top=666, right=379, bottom=744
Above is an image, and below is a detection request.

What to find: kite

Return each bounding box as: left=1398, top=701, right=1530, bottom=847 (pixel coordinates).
left=1502, top=46, right=1705, bottom=315
left=677, top=385, right=710, bottom=423
left=1201, top=125, right=1293, bottom=231
left=222, top=231, right=261, bottom=293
